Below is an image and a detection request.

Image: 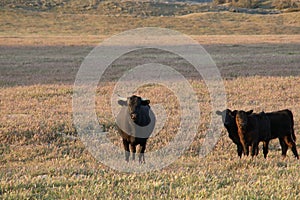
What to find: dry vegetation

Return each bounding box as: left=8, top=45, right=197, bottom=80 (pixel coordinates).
left=1, top=3, right=300, bottom=199
left=1, top=36, right=300, bottom=199
left=1, top=0, right=299, bottom=14
left=1, top=9, right=300, bottom=36
left=214, top=0, right=300, bottom=10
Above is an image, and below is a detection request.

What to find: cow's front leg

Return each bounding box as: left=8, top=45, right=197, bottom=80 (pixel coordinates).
left=122, top=139, right=130, bottom=162
left=139, top=142, right=147, bottom=164
left=251, top=142, right=259, bottom=157
left=238, top=131, right=248, bottom=156
left=263, top=140, right=269, bottom=159
left=130, top=143, right=136, bottom=161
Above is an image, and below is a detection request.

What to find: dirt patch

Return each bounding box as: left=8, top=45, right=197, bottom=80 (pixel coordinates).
left=0, top=36, right=299, bottom=87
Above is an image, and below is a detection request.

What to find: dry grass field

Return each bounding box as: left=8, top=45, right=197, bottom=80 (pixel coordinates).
left=0, top=6, right=300, bottom=199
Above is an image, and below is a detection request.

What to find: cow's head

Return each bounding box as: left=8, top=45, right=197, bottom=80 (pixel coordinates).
left=216, top=109, right=253, bottom=158
left=236, top=110, right=253, bottom=130
left=217, top=109, right=243, bottom=144
left=216, top=109, right=237, bottom=129
left=118, top=95, right=150, bottom=124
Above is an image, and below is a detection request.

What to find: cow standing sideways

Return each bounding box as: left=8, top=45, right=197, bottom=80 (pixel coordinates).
left=116, top=95, right=155, bottom=163
left=265, top=109, right=298, bottom=159
left=235, top=110, right=271, bottom=158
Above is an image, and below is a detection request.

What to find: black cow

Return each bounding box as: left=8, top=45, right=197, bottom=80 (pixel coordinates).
left=216, top=109, right=243, bottom=158
left=235, top=110, right=271, bottom=158
left=116, top=95, right=155, bottom=163
left=217, top=109, right=299, bottom=159
left=265, top=109, right=298, bottom=159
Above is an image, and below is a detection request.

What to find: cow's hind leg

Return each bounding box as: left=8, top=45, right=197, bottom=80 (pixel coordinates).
left=130, top=143, right=136, bottom=161
left=237, top=144, right=243, bottom=158
left=279, top=138, right=288, bottom=159
left=251, top=142, right=259, bottom=157
left=284, top=135, right=299, bottom=159
left=291, top=145, right=299, bottom=159
left=263, top=141, right=269, bottom=159
left=122, top=139, right=130, bottom=162
left=255, top=144, right=259, bottom=156
left=245, top=145, right=250, bottom=156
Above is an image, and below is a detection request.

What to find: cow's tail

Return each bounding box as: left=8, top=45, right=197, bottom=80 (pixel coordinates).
left=287, top=110, right=296, bottom=142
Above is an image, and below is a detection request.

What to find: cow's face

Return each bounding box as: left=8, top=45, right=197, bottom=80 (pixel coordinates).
left=216, top=109, right=240, bottom=145
left=236, top=110, right=253, bottom=130
left=216, top=109, right=237, bottom=128
left=128, top=95, right=141, bottom=120
left=224, top=109, right=237, bottom=128
left=118, top=95, right=150, bottom=122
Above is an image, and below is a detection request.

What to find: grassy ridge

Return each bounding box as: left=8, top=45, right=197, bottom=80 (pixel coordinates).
left=0, top=0, right=213, bottom=16
left=1, top=0, right=299, bottom=15
left=1, top=9, right=300, bottom=36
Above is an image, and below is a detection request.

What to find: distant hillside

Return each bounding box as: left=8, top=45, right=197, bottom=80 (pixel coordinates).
left=213, top=0, right=300, bottom=10
left=0, top=0, right=212, bottom=16
left=0, top=0, right=299, bottom=16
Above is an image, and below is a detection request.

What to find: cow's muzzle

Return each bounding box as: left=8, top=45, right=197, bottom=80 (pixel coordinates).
left=130, top=113, right=137, bottom=120
left=240, top=123, right=247, bottom=129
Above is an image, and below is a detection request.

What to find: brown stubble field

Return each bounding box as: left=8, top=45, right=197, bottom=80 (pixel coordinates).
left=1, top=10, right=300, bottom=199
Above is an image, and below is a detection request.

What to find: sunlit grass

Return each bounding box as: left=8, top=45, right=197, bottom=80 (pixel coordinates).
left=1, top=142, right=299, bottom=199
left=1, top=75, right=300, bottom=198
left=0, top=8, right=300, bottom=197
left=0, top=9, right=299, bottom=36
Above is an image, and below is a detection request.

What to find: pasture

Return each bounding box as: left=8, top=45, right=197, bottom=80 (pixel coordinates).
left=1, top=8, right=300, bottom=199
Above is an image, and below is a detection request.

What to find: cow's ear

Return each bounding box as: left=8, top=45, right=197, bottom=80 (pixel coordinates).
left=141, top=99, right=150, bottom=105
left=246, top=110, right=253, bottom=115
left=216, top=110, right=223, bottom=115
left=118, top=100, right=127, bottom=106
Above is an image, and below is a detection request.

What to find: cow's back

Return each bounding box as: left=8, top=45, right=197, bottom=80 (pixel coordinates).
left=266, top=109, right=293, bottom=139
left=257, top=112, right=271, bottom=141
